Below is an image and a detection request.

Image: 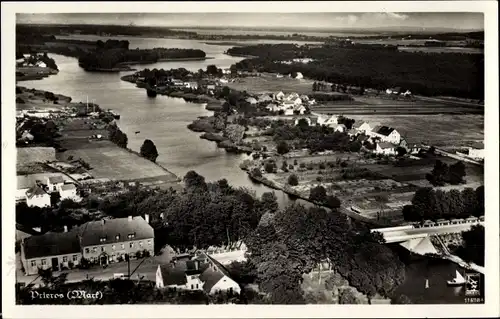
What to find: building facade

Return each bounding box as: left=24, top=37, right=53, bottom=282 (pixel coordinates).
left=25, top=184, right=51, bottom=208
left=20, top=215, right=154, bottom=275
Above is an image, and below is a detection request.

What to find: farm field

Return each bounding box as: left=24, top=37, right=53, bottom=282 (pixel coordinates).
left=55, top=118, right=179, bottom=186
left=348, top=114, right=484, bottom=149
left=227, top=73, right=315, bottom=95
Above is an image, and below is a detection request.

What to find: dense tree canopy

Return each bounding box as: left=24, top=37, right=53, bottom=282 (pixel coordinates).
left=245, top=204, right=405, bottom=303
left=403, top=186, right=484, bottom=221
left=455, top=225, right=484, bottom=266
left=426, top=160, right=466, bottom=186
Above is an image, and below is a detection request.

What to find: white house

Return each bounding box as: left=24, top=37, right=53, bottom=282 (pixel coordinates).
left=197, top=253, right=241, bottom=295
left=60, top=184, right=79, bottom=201
left=331, top=124, right=347, bottom=133
left=467, top=148, right=484, bottom=160
left=222, top=68, right=231, bottom=75
left=369, top=126, right=401, bottom=144
left=35, top=61, right=47, bottom=68
left=354, top=122, right=373, bottom=133
left=319, top=115, right=339, bottom=127
left=47, top=175, right=65, bottom=193
left=402, top=90, right=412, bottom=97
left=284, top=108, right=295, bottom=116
left=276, top=74, right=284, bottom=78
left=156, top=253, right=240, bottom=295
left=274, top=91, right=285, bottom=101
left=285, top=92, right=300, bottom=102
left=245, top=97, right=258, bottom=105
left=156, top=259, right=205, bottom=291
left=219, top=78, right=229, bottom=84
left=294, top=72, right=304, bottom=79
left=265, top=103, right=280, bottom=112
left=457, top=147, right=484, bottom=160
left=375, top=142, right=398, bottom=155
left=26, top=184, right=51, bottom=208
left=293, top=104, right=307, bottom=115
left=184, top=82, right=199, bottom=90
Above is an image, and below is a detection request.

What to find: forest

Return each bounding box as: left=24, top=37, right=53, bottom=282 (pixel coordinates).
left=228, top=44, right=484, bottom=99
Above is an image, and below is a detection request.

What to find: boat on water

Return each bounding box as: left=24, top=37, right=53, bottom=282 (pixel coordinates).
left=447, top=270, right=466, bottom=286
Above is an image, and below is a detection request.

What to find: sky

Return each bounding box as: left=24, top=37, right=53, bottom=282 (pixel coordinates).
left=16, top=13, right=484, bottom=31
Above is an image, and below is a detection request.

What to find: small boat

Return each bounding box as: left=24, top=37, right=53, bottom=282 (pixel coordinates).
left=447, top=270, right=466, bottom=286
left=135, top=131, right=140, bottom=134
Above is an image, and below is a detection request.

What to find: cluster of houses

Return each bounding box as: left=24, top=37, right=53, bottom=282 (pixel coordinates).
left=260, top=91, right=315, bottom=115
left=17, top=176, right=80, bottom=208
left=297, top=113, right=422, bottom=156
left=16, top=54, right=48, bottom=68
left=19, top=215, right=155, bottom=275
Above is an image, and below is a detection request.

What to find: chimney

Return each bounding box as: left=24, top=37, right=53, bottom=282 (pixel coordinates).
left=128, top=216, right=133, bottom=221
left=63, top=225, right=68, bottom=232
left=195, top=260, right=199, bottom=270
left=144, top=214, right=149, bottom=224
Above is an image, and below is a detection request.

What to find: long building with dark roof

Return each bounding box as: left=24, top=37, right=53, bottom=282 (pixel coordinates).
left=20, top=215, right=154, bottom=276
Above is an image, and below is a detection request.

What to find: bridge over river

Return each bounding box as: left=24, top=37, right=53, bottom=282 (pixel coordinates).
left=371, top=217, right=484, bottom=274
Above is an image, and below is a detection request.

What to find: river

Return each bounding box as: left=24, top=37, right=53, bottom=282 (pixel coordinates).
left=20, top=36, right=469, bottom=304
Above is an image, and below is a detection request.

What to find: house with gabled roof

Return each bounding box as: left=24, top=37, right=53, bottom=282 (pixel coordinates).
left=60, top=183, right=79, bottom=201
left=368, top=125, right=401, bottom=144
left=156, top=258, right=208, bottom=291
left=245, top=97, right=258, bottom=105
left=77, top=216, right=154, bottom=265
left=353, top=121, right=373, bottom=133
left=26, top=183, right=51, bottom=208
left=156, top=252, right=241, bottom=295
left=331, top=123, right=347, bottom=133
left=20, top=215, right=155, bottom=275
left=196, top=252, right=241, bottom=295
left=47, top=175, right=65, bottom=193
left=21, top=229, right=82, bottom=275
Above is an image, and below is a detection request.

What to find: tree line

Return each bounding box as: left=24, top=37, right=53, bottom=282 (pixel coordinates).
left=402, top=186, right=484, bottom=222
left=78, top=47, right=206, bottom=70
left=229, top=44, right=484, bottom=99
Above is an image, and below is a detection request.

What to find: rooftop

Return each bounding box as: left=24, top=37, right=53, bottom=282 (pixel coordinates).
left=376, top=126, right=396, bottom=136
left=48, top=175, right=65, bottom=184
left=76, top=216, right=154, bottom=247
left=378, top=142, right=398, bottom=149
left=23, top=230, right=81, bottom=259
left=60, top=184, right=76, bottom=191
left=26, top=184, right=48, bottom=199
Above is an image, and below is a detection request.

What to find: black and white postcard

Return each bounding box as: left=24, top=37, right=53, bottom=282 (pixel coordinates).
left=2, top=1, right=498, bottom=318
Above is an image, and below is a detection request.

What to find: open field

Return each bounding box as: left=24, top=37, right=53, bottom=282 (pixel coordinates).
left=349, top=114, right=483, bottom=148
left=55, top=118, right=179, bottom=186
left=16, top=87, right=72, bottom=111
left=227, top=73, right=315, bottom=95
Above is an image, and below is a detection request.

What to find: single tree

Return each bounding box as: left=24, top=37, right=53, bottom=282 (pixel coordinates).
left=309, top=185, right=327, bottom=203
left=140, top=139, right=159, bottom=162
left=288, top=174, right=299, bottom=186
